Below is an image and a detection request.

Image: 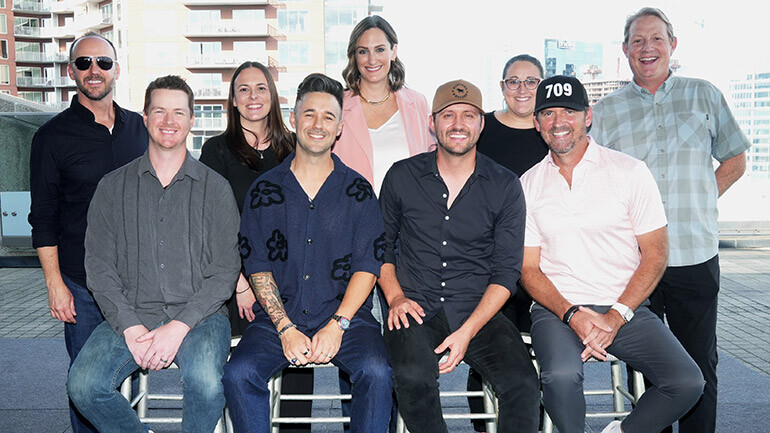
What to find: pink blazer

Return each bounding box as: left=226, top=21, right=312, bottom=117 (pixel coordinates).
left=333, top=87, right=435, bottom=185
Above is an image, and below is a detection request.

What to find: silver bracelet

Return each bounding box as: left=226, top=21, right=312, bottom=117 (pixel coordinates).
left=277, top=322, right=297, bottom=337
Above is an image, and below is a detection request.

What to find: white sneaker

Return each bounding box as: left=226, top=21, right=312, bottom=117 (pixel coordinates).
left=601, top=420, right=623, bottom=433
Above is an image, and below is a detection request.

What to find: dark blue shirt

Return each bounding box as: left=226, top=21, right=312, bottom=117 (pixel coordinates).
left=379, top=150, right=526, bottom=331
left=239, top=153, right=385, bottom=331
left=29, top=95, right=148, bottom=287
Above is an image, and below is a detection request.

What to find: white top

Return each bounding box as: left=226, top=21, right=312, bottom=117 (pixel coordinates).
left=369, top=110, right=411, bottom=195
left=520, top=137, right=667, bottom=305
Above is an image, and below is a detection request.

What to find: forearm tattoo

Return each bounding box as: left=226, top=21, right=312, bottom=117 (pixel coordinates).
left=250, top=272, right=287, bottom=327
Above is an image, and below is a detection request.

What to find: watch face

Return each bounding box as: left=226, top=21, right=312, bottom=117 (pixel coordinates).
left=339, top=317, right=350, bottom=330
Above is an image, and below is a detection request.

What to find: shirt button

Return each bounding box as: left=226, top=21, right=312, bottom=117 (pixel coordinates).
left=440, top=297, right=445, bottom=302
left=445, top=215, right=450, bottom=221
left=307, top=238, right=312, bottom=244
left=442, top=262, right=447, bottom=267
left=160, top=264, right=165, bottom=269
left=303, top=309, right=309, bottom=314
left=303, top=274, right=310, bottom=280
left=442, top=193, right=447, bottom=198
left=660, top=174, right=666, bottom=179
left=659, top=148, right=665, bottom=153
left=441, top=282, right=446, bottom=287
left=159, top=217, right=164, bottom=222
left=442, top=241, right=447, bottom=246
left=159, top=240, right=164, bottom=246
left=309, top=204, right=315, bottom=209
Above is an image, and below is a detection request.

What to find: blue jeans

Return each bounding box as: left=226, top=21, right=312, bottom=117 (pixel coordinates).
left=62, top=274, right=104, bottom=433
left=531, top=303, right=704, bottom=433
left=67, top=314, right=231, bottom=433
left=223, top=317, right=393, bottom=433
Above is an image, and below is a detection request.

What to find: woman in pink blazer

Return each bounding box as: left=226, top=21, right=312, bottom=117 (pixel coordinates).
left=333, top=15, right=434, bottom=194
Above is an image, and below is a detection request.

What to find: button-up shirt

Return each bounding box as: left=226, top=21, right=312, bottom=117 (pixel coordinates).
left=592, top=74, right=750, bottom=266
left=522, top=138, right=667, bottom=305
left=85, top=152, right=241, bottom=335
left=29, top=95, right=148, bottom=287
left=380, top=150, right=525, bottom=331
left=239, top=153, right=385, bottom=332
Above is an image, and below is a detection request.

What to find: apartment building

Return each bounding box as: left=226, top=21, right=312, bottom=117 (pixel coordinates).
left=729, top=71, right=770, bottom=178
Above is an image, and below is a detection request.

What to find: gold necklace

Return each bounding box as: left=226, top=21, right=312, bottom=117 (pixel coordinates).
left=360, top=91, right=392, bottom=106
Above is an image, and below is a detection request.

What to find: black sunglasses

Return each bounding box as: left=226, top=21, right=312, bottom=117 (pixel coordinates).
left=71, top=56, right=115, bottom=71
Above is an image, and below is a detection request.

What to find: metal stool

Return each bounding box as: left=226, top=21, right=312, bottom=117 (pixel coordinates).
left=394, top=361, right=499, bottom=433
left=524, top=334, right=645, bottom=433
left=267, top=363, right=351, bottom=433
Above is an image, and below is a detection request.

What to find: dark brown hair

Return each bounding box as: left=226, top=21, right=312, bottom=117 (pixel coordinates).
left=144, top=75, right=194, bottom=115
left=342, top=16, right=405, bottom=95
left=225, top=62, right=294, bottom=171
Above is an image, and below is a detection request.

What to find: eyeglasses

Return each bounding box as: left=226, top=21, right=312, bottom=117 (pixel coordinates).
left=503, top=77, right=541, bottom=91
left=71, top=56, right=115, bottom=71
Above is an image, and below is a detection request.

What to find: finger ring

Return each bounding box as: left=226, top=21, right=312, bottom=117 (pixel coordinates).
left=303, top=349, right=310, bottom=355
left=290, top=358, right=297, bottom=364
left=160, top=358, right=168, bottom=363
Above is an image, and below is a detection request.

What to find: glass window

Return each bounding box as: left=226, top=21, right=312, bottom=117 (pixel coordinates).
left=278, top=10, right=309, bottom=33
left=0, top=40, right=7, bottom=59
left=0, top=64, right=9, bottom=85
left=232, top=9, right=264, bottom=23
left=278, top=41, right=310, bottom=66
left=0, top=14, right=6, bottom=34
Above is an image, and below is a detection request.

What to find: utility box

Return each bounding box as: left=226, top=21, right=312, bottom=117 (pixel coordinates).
left=1, top=191, right=33, bottom=248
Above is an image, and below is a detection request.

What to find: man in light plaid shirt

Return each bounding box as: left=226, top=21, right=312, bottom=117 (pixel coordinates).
left=591, top=7, right=750, bottom=433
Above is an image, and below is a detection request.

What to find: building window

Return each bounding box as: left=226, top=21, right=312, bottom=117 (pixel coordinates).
left=18, top=91, right=44, bottom=103
left=278, top=10, right=309, bottom=33
left=278, top=41, right=310, bottom=66
left=101, top=3, right=113, bottom=21
left=101, top=30, right=113, bottom=42
left=0, top=64, right=9, bottom=85
left=0, top=40, right=7, bottom=59
left=0, top=14, right=5, bottom=34
left=325, top=41, right=346, bottom=66
left=325, top=6, right=363, bottom=33
left=194, top=104, right=225, bottom=130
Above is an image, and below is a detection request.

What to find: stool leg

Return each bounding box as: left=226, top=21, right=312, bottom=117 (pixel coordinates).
left=632, top=369, right=646, bottom=403
left=396, top=411, right=408, bottom=433
left=269, top=372, right=282, bottom=433
left=224, top=406, right=234, bottom=433
left=610, top=360, right=625, bottom=417
left=542, top=409, right=554, bottom=433
left=137, top=370, right=149, bottom=419
left=482, top=378, right=497, bottom=433
left=120, top=375, right=132, bottom=402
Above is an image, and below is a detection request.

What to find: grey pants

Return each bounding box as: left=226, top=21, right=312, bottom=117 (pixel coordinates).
left=530, top=304, right=704, bottom=433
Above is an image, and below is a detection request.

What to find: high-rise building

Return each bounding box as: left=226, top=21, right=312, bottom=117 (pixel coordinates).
left=543, top=38, right=603, bottom=81
left=1, top=0, right=377, bottom=155
left=584, top=79, right=630, bottom=106
left=729, top=71, right=770, bottom=178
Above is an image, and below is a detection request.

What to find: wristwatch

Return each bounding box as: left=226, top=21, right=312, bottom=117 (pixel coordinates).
left=331, top=314, right=350, bottom=331
left=611, top=303, right=634, bottom=323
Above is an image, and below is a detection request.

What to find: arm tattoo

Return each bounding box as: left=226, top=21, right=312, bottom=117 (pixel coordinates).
left=249, top=272, right=287, bottom=327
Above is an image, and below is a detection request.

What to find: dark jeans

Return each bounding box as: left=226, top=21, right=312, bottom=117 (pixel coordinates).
left=223, top=317, right=393, bottom=433
left=62, top=274, right=104, bottom=433
left=649, top=255, right=720, bottom=433
left=385, top=310, right=539, bottom=433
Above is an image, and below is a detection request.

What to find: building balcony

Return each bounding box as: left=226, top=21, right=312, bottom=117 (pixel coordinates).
left=71, top=12, right=113, bottom=32
left=193, top=116, right=226, bottom=131
left=193, top=87, right=225, bottom=100
left=50, top=0, right=75, bottom=13
left=12, top=0, right=52, bottom=14
left=186, top=50, right=269, bottom=69
left=17, top=76, right=74, bottom=87
left=14, top=51, right=69, bottom=63
left=13, top=26, right=52, bottom=39
left=182, top=0, right=274, bottom=5
left=185, top=21, right=282, bottom=39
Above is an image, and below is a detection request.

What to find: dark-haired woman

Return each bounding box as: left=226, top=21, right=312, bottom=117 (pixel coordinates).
left=199, top=61, right=311, bottom=433
left=333, top=15, right=433, bottom=195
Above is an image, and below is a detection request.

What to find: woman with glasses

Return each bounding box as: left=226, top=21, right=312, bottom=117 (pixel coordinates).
left=334, top=15, right=433, bottom=195
left=469, top=54, right=548, bottom=433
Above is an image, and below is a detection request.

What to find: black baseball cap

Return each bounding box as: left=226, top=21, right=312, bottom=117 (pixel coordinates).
left=534, top=75, right=589, bottom=114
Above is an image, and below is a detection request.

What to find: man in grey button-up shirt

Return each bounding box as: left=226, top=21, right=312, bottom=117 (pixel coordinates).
left=67, top=75, right=241, bottom=433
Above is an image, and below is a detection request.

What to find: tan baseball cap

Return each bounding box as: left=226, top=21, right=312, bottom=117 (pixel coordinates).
left=431, top=79, right=483, bottom=115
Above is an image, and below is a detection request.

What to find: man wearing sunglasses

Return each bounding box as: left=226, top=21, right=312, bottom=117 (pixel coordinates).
left=29, top=31, right=148, bottom=433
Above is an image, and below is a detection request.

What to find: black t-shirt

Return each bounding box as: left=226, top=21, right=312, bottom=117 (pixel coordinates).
left=476, top=111, right=548, bottom=177
left=199, top=133, right=280, bottom=213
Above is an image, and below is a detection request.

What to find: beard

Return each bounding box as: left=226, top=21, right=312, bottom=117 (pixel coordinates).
left=75, top=74, right=114, bottom=101
left=437, top=129, right=478, bottom=157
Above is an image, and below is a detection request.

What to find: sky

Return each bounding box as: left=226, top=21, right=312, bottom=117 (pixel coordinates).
left=377, top=0, right=770, bottom=111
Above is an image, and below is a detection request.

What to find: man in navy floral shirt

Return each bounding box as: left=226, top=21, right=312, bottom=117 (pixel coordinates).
left=223, top=73, right=392, bottom=433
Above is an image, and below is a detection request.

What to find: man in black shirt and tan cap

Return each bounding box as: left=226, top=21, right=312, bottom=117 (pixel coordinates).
left=378, top=79, right=539, bottom=433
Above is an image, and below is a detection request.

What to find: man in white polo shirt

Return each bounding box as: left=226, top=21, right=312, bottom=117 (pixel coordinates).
left=520, top=75, right=704, bottom=433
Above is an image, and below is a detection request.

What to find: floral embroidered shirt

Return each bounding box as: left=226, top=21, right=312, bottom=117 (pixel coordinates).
left=239, top=152, right=385, bottom=331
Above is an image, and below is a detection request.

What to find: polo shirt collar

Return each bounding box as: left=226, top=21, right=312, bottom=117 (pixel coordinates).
left=630, top=70, right=676, bottom=98
left=546, top=136, right=600, bottom=167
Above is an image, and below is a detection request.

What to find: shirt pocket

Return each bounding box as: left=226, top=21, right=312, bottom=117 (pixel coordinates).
left=676, top=112, right=713, bottom=151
